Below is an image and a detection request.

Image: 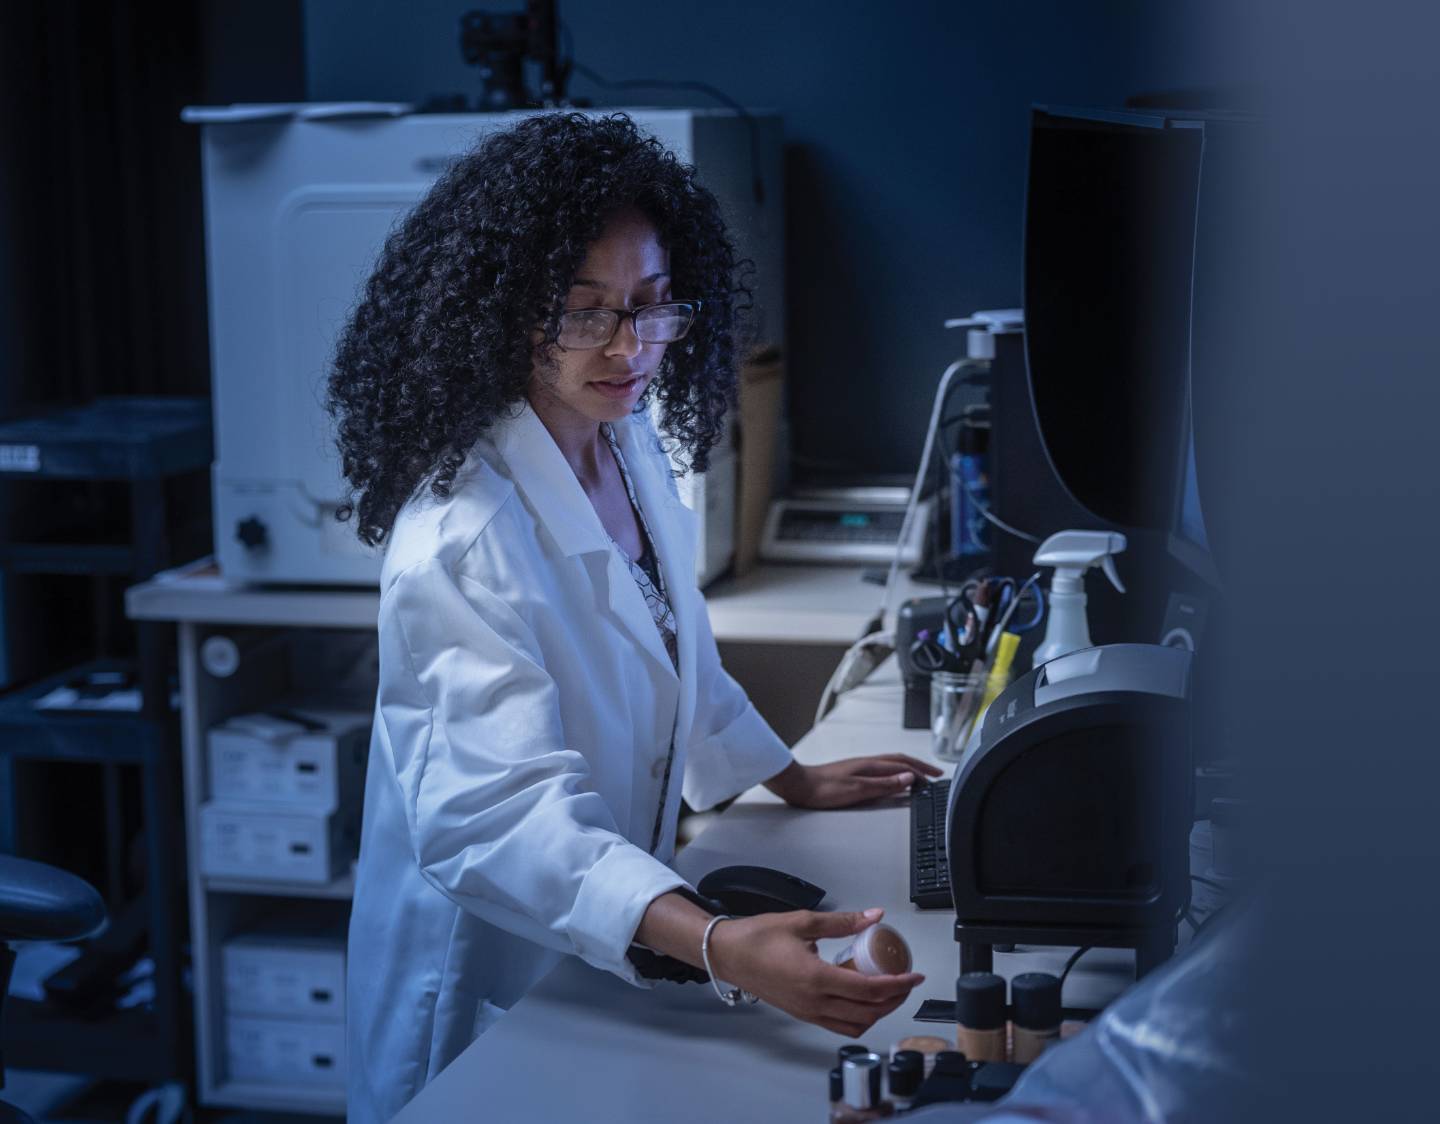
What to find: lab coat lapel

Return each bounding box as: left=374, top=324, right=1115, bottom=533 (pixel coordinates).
left=616, top=416, right=699, bottom=738
left=492, top=403, right=679, bottom=680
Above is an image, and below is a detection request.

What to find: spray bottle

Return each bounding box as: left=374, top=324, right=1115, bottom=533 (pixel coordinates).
left=1031, top=531, right=1127, bottom=667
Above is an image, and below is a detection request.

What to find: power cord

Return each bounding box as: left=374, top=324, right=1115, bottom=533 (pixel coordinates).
left=1057, top=944, right=1094, bottom=1001
left=937, top=393, right=1041, bottom=546
left=566, top=59, right=766, bottom=205
left=813, top=357, right=986, bottom=728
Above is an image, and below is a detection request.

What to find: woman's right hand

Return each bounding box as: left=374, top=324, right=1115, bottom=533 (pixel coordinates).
left=706, top=907, right=925, bottom=1038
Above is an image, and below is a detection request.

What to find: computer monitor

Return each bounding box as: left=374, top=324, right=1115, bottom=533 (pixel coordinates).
left=1168, top=399, right=1220, bottom=588
left=1022, top=106, right=1205, bottom=534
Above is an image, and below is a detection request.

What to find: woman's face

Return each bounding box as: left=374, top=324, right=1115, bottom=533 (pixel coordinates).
left=529, top=208, right=672, bottom=429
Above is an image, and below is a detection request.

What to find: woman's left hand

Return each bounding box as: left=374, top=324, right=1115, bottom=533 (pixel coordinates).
left=764, top=756, right=943, bottom=810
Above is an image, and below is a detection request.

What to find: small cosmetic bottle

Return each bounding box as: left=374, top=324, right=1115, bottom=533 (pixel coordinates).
left=1010, top=972, right=1062, bottom=1064
left=893, top=1035, right=949, bottom=1077
left=887, top=1051, right=923, bottom=1112
left=829, top=1067, right=844, bottom=1118
left=955, top=972, right=1007, bottom=1062
left=833, top=924, right=912, bottom=976
left=835, top=1053, right=893, bottom=1121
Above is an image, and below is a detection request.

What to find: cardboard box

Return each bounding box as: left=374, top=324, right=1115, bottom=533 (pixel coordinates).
left=225, top=1015, right=345, bottom=1086
left=224, top=923, right=346, bottom=1023
left=199, top=802, right=356, bottom=884
left=207, top=705, right=369, bottom=809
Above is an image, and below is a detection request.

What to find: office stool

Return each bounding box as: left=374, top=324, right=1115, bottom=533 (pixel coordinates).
left=0, top=856, right=106, bottom=1124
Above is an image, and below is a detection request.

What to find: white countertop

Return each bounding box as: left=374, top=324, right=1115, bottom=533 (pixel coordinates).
left=126, top=558, right=924, bottom=646
left=392, top=657, right=1137, bottom=1123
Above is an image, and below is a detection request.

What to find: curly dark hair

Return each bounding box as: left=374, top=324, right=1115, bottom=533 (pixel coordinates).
left=326, top=112, right=747, bottom=547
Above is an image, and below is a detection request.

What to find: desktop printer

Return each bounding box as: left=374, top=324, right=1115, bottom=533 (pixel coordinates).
left=945, top=643, right=1193, bottom=977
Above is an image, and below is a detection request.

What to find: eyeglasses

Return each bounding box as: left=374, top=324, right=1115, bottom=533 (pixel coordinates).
left=556, top=301, right=703, bottom=350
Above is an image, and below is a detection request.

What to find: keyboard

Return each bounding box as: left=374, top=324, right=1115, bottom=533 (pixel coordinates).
left=910, top=778, right=953, bottom=909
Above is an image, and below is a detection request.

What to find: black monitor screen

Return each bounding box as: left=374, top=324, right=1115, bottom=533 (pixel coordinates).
left=1023, top=110, right=1204, bottom=532
left=1177, top=421, right=1208, bottom=552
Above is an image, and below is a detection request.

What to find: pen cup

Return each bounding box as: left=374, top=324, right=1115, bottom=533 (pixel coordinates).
left=930, top=669, right=987, bottom=762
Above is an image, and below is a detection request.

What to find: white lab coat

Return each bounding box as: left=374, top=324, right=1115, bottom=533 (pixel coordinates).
left=346, top=402, right=794, bottom=1123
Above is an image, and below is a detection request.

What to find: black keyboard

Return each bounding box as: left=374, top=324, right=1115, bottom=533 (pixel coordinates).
left=910, top=779, right=953, bottom=909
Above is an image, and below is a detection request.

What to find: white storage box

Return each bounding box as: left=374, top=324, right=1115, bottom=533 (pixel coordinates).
left=225, top=1015, right=345, bottom=1086
left=199, top=802, right=356, bottom=884
left=207, top=705, right=369, bottom=809
left=223, top=924, right=346, bottom=1023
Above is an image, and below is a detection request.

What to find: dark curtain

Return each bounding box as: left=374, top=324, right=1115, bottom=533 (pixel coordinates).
left=0, top=0, right=210, bottom=411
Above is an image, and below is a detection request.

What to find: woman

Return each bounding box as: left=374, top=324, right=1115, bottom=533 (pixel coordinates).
left=328, top=112, right=936, bottom=1122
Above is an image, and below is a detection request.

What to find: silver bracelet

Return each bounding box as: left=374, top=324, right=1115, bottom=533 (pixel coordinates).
left=700, top=914, right=757, bottom=1007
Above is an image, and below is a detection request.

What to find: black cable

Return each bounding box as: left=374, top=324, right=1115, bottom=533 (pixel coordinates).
left=938, top=372, right=1041, bottom=547
left=567, top=59, right=765, bottom=205
left=1057, top=945, right=1094, bottom=1006
left=1191, top=873, right=1227, bottom=894
left=1193, top=902, right=1229, bottom=936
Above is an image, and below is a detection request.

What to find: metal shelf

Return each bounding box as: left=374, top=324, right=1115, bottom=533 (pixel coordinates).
left=0, top=396, right=211, bottom=480
left=3, top=999, right=178, bottom=1083
left=204, top=870, right=355, bottom=900
left=0, top=541, right=136, bottom=575
left=207, top=1079, right=345, bottom=1116
left=0, top=659, right=171, bottom=765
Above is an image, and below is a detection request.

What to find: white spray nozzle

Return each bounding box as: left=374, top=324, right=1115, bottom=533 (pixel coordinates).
left=1033, top=530, right=1128, bottom=591
left=1100, top=553, right=1126, bottom=594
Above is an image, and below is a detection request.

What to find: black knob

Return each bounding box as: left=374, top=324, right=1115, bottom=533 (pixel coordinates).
left=236, top=516, right=269, bottom=551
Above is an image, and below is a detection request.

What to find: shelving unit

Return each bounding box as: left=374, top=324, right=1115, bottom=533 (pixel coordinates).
left=0, top=396, right=210, bottom=1093
left=125, top=577, right=372, bottom=1117
left=125, top=558, right=896, bottom=1116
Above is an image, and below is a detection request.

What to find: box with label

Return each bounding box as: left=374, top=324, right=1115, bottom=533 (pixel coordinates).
left=207, top=705, right=369, bottom=809
left=224, top=916, right=346, bottom=1023
left=225, top=1015, right=345, bottom=1086
left=199, top=802, right=356, bottom=884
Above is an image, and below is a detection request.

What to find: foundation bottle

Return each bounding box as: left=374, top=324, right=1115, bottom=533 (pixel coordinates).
left=1010, top=972, right=1062, bottom=1064
left=893, top=1035, right=949, bottom=1077
left=887, top=1050, right=923, bottom=1112
left=955, top=972, right=1007, bottom=1062
left=834, top=1053, right=894, bottom=1122
left=832, top=923, right=912, bottom=976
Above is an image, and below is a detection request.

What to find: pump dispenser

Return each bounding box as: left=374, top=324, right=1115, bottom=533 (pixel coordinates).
left=1032, top=530, right=1127, bottom=667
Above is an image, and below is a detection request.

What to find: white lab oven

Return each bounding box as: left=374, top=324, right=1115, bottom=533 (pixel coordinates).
left=190, top=105, right=784, bottom=587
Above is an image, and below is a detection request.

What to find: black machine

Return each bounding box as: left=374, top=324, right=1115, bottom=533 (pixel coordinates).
left=941, top=644, right=1193, bottom=978
left=459, top=1, right=569, bottom=110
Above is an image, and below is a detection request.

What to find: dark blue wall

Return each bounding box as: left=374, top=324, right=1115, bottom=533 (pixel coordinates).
left=303, top=1, right=1215, bottom=475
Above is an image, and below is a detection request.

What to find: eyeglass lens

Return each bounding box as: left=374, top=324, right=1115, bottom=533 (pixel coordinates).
left=557, top=303, right=696, bottom=348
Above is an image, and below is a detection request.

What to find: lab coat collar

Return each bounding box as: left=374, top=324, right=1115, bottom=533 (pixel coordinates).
left=491, top=402, right=613, bottom=558
left=491, top=401, right=694, bottom=686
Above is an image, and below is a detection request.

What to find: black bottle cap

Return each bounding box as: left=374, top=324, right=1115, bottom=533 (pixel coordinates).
left=837, top=1044, right=871, bottom=1065
left=970, top=1061, right=1026, bottom=1102
left=829, top=1066, right=842, bottom=1102
left=956, top=972, right=1006, bottom=1029
left=1011, top=971, right=1062, bottom=1029
left=933, top=1050, right=969, bottom=1076
left=889, top=1051, right=923, bottom=1095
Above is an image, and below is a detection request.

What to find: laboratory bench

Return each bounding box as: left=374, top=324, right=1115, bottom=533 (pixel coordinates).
left=389, top=655, right=1141, bottom=1123
left=123, top=557, right=927, bottom=1116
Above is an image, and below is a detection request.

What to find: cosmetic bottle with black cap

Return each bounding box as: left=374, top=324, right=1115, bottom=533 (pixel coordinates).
left=956, top=972, right=1007, bottom=1062
left=1011, top=972, right=1062, bottom=1063
left=834, top=1053, right=893, bottom=1121
left=887, top=1050, right=923, bottom=1111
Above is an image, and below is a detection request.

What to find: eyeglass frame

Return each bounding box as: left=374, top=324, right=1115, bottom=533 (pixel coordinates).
left=554, top=300, right=705, bottom=350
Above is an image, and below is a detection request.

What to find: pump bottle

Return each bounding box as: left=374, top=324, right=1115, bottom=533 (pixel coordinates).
left=1031, top=530, right=1127, bottom=667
